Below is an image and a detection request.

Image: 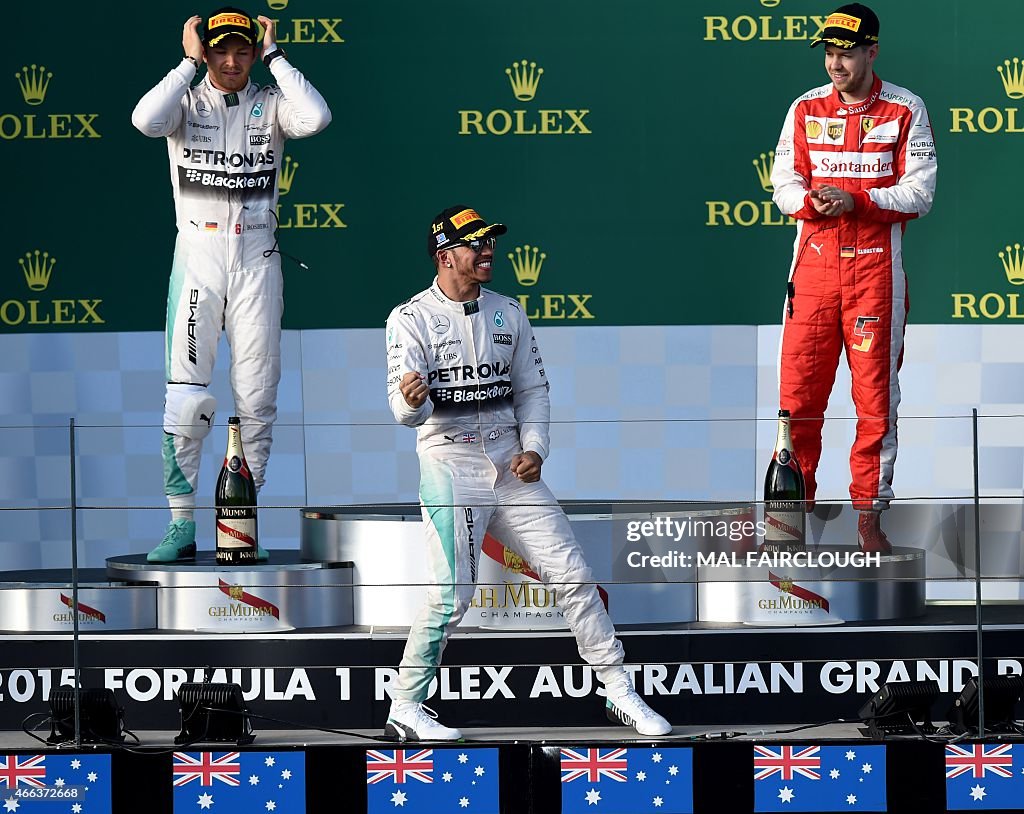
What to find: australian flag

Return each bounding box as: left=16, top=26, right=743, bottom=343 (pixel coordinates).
left=171, top=751, right=304, bottom=813
left=945, top=743, right=1024, bottom=810
left=753, top=745, right=886, bottom=812
left=366, top=748, right=499, bottom=814
left=0, top=753, right=111, bottom=814
left=560, top=746, right=693, bottom=814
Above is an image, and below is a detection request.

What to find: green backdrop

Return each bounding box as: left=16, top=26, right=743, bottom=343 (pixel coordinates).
left=4, top=0, right=1019, bottom=332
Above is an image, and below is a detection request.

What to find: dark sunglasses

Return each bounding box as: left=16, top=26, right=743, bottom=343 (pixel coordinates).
left=448, top=235, right=497, bottom=253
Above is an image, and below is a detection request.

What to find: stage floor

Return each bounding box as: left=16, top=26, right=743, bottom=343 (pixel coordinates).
left=1, top=722, right=886, bottom=751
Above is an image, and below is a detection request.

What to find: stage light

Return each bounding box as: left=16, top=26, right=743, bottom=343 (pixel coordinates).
left=858, top=680, right=939, bottom=740
left=947, top=675, right=1024, bottom=735
left=47, top=688, right=126, bottom=744
left=175, top=682, right=255, bottom=745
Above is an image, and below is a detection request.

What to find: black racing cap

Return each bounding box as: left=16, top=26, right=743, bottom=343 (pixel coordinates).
left=428, top=205, right=508, bottom=256
left=203, top=7, right=260, bottom=47
left=811, top=3, right=880, bottom=49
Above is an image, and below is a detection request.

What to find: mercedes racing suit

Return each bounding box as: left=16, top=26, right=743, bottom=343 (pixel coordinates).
left=771, top=73, right=936, bottom=511
left=385, top=280, right=626, bottom=703
left=132, top=57, right=330, bottom=507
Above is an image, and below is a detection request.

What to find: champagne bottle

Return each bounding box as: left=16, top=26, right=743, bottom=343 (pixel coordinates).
left=763, top=409, right=806, bottom=553
left=215, top=416, right=258, bottom=564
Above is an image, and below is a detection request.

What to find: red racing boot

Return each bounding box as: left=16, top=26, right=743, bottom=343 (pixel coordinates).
left=857, top=511, right=892, bottom=555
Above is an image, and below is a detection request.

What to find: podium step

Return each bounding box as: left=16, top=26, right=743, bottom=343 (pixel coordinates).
left=105, top=552, right=353, bottom=632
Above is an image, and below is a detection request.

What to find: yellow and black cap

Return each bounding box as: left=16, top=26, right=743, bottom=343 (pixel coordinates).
left=811, top=3, right=880, bottom=49
left=428, top=205, right=507, bottom=256
left=203, top=7, right=260, bottom=47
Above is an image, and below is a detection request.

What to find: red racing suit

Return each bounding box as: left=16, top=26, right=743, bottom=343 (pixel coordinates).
left=771, top=73, right=937, bottom=511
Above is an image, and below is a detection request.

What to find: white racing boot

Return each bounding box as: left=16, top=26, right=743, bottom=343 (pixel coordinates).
left=605, top=681, right=672, bottom=737
left=385, top=700, right=462, bottom=742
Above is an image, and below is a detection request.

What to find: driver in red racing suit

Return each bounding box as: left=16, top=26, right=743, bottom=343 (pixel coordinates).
left=770, top=3, right=936, bottom=552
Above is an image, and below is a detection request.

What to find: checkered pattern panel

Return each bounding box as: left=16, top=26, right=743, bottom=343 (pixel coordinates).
left=2, top=324, right=1024, bottom=567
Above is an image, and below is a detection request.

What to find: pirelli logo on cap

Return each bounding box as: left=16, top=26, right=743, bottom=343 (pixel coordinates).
left=823, top=13, right=861, bottom=33
left=210, top=12, right=250, bottom=29
left=451, top=209, right=481, bottom=229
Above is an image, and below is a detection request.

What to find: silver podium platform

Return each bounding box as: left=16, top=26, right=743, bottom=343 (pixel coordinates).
left=106, top=553, right=353, bottom=632
left=698, top=545, right=926, bottom=625
left=301, top=503, right=703, bottom=628
left=0, top=580, right=157, bottom=632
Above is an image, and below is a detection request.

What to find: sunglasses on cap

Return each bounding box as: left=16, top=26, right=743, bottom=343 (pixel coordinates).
left=446, top=236, right=497, bottom=254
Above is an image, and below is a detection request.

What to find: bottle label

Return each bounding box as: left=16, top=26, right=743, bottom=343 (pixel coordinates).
left=216, top=516, right=257, bottom=550
left=777, top=449, right=791, bottom=466
left=763, top=500, right=805, bottom=550
left=228, top=456, right=242, bottom=472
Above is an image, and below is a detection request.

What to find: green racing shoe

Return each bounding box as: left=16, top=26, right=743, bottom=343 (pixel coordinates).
left=147, top=518, right=197, bottom=563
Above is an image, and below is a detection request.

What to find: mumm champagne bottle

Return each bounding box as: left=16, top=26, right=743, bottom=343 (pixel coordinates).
left=763, top=410, right=806, bottom=553
left=215, top=417, right=258, bottom=563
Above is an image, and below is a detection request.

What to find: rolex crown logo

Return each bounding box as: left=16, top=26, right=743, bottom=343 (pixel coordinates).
left=266, top=0, right=289, bottom=8
left=753, top=151, right=775, bottom=193
left=19, top=249, right=55, bottom=291
left=15, top=64, right=53, bottom=106
left=505, top=59, right=544, bottom=102
left=999, top=243, right=1024, bottom=285
left=508, top=245, right=546, bottom=287
left=998, top=58, right=1024, bottom=100
left=278, top=155, right=298, bottom=195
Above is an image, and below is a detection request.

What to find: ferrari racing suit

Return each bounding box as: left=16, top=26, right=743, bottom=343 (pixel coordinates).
left=771, top=73, right=936, bottom=510
left=385, top=280, right=626, bottom=702
left=132, top=56, right=331, bottom=509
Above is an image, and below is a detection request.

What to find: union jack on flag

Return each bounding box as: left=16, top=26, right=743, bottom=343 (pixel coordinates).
left=945, top=743, right=1024, bottom=809
left=0, top=755, right=46, bottom=788
left=172, top=752, right=241, bottom=786
left=171, top=751, right=304, bottom=814
left=366, top=748, right=499, bottom=813
left=945, top=744, right=1014, bottom=779
left=558, top=746, right=693, bottom=814
left=560, top=748, right=628, bottom=783
left=754, top=745, right=821, bottom=780
left=754, top=745, right=886, bottom=812
left=366, top=749, right=434, bottom=784
left=0, top=753, right=112, bottom=814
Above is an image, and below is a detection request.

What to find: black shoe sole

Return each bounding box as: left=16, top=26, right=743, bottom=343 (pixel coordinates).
left=384, top=721, right=414, bottom=742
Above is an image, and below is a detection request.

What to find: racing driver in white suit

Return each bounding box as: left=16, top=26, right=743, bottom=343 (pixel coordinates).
left=132, top=7, right=331, bottom=561
left=383, top=205, right=672, bottom=741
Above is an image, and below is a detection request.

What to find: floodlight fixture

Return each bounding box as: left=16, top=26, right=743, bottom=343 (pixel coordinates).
left=175, top=682, right=255, bottom=745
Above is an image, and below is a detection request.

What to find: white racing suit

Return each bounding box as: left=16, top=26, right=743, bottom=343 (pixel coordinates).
left=385, top=281, right=626, bottom=703
left=132, top=57, right=331, bottom=508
